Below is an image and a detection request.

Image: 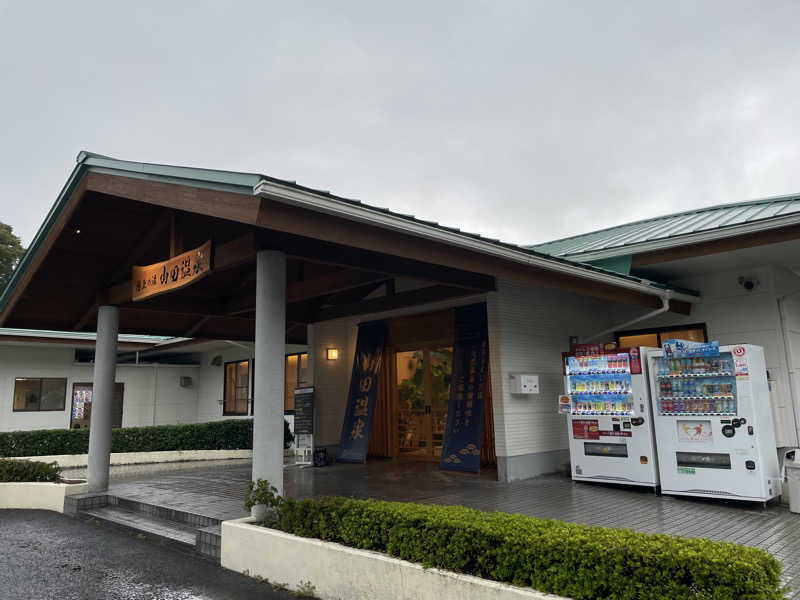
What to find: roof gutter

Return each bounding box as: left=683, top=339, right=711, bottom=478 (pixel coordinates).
left=254, top=180, right=699, bottom=305
left=582, top=294, right=671, bottom=343
left=556, top=213, right=800, bottom=263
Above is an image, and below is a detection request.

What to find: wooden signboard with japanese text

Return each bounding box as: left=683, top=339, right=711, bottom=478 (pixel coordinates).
left=131, top=240, right=213, bottom=302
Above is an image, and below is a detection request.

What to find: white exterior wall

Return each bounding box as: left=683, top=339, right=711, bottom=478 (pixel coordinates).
left=312, top=320, right=359, bottom=450
left=0, top=343, right=200, bottom=432
left=486, top=279, right=638, bottom=480
left=195, top=343, right=307, bottom=424
left=196, top=344, right=255, bottom=423
left=630, top=265, right=800, bottom=448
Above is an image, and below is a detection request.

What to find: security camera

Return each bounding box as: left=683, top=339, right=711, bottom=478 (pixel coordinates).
left=738, top=277, right=759, bottom=291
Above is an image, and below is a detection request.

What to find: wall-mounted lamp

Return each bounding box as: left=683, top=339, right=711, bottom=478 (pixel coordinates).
left=326, top=348, right=339, bottom=361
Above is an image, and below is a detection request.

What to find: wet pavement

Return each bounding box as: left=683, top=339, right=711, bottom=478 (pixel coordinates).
left=98, top=459, right=800, bottom=596
left=0, top=509, right=295, bottom=600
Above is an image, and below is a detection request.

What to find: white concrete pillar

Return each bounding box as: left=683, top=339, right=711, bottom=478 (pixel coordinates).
left=87, top=305, right=120, bottom=492
left=253, top=250, right=287, bottom=496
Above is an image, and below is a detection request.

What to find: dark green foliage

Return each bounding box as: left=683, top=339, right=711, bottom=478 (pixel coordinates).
left=0, top=419, right=255, bottom=457
left=0, top=458, right=61, bottom=482
left=244, top=479, right=284, bottom=512
left=284, top=419, right=294, bottom=450
left=277, top=497, right=786, bottom=600
left=0, top=221, right=25, bottom=292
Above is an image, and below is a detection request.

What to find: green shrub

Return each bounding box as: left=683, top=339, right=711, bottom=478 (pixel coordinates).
left=0, top=458, right=61, bottom=482
left=277, top=497, right=786, bottom=600
left=0, top=419, right=255, bottom=457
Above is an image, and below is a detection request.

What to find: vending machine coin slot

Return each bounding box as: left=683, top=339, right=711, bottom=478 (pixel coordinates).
left=748, top=425, right=754, bottom=435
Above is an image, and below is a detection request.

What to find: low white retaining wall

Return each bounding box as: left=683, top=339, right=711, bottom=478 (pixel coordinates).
left=13, top=449, right=253, bottom=468
left=221, top=517, right=569, bottom=600
left=0, top=481, right=88, bottom=513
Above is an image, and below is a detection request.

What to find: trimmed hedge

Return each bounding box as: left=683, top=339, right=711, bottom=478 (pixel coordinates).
left=0, top=458, right=61, bottom=482
left=0, top=419, right=254, bottom=457
left=277, top=497, right=786, bottom=600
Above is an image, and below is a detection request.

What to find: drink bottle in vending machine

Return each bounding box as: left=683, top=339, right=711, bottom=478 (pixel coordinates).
left=560, top=345, right=660, bottom=488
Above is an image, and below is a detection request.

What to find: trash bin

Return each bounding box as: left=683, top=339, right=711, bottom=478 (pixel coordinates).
left=785, top=451, right=800, bottom=514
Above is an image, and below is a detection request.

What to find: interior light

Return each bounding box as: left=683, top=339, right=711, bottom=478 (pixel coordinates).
left=326, top=348, right=339, bottom=361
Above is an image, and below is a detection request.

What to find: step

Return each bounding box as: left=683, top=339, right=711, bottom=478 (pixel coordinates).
left=196, top=524, right=222, bottom=561
left=82, top=506, right=198, bottom=551
left=111, top=496, right=222, bottom=529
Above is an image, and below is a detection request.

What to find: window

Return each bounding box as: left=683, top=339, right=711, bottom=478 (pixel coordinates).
left=616, top=323, right=707, bottom=349
left=13, top=378, right=67, bottom=412
left=284, top=353, right=309, bottom=412
left=224, top=360, right=251, bottom=415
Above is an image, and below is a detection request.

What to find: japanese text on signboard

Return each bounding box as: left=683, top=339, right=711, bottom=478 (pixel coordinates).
left=131, top=241, right=212, bottom=302
left=337, top=321, right=386, bottom=463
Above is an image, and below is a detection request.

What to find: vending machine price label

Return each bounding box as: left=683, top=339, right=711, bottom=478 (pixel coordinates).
left=598, top=430, right=632, bottom=438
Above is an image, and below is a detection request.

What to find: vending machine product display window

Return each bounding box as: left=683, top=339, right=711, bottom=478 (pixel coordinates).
left=653, top=354, right=737, bottom=416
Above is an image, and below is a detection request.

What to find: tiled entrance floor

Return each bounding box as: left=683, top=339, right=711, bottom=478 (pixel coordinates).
left=102, top=460, right=800, bottom=595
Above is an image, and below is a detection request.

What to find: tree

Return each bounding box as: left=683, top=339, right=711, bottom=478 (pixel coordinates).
left=0, top=222, right=25, bottom=292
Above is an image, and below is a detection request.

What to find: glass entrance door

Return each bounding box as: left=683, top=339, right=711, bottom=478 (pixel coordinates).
left=396, top=347, right=453, bottom=460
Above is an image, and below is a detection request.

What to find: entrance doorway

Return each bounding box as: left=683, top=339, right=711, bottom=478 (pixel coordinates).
left=366, top=308, right=495, bottom=467
left=395, top=347, right=453, bottom=461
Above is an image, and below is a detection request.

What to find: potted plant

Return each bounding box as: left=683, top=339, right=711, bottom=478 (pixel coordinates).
left=243, top=479, right=283, bottom=523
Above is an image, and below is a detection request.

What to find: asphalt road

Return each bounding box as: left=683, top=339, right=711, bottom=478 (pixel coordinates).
left=0, top=510, right=297, bottom=600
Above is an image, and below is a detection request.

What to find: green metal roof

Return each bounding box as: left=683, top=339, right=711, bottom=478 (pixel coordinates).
left=529, top=192, right=800, bottom=260
left=0, top=328, right=172, bottom=344
left=0, top=151, right=700, bottom=325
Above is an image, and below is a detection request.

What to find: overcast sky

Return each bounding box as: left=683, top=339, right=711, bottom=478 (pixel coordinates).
left=1, top=1, right=799, bottom=248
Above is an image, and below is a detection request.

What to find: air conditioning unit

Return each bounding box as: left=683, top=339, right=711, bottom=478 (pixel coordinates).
left=179, top=376, right=193, bottom=388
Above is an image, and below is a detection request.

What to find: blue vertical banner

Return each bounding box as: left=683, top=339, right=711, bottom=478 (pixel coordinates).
left=440, top=303, right=490, bottom=473
left=336, top=320, right=387, bottom=463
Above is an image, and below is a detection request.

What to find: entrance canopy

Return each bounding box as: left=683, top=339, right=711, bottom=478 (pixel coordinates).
left=0, top=151, right=698, bottom=342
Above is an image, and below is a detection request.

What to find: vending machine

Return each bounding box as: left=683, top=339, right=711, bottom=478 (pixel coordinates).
left=560, top=344, right=659, bottom=488
left=647, top=341, right=781, bottom=503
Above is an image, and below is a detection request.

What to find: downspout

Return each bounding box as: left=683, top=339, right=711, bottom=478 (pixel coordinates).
left=582, top=294, right=671, bottom=343
left=777, top=287, right=800, bottom=446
